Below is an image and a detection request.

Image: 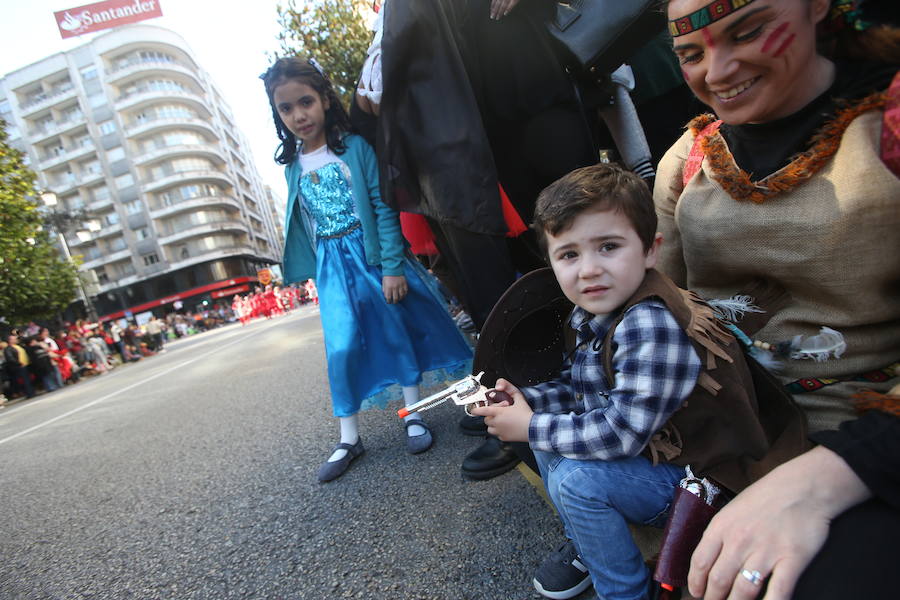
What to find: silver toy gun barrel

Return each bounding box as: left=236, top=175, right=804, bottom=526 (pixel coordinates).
left=396, top=371, right=513, bottom=418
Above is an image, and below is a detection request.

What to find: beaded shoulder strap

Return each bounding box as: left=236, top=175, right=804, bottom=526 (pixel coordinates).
left=682, top=119, right=723, bottom=187
left=880, top=70, right=900, bottom=178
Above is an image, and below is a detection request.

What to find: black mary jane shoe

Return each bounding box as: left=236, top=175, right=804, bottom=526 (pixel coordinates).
left=405, top=418, right=434, bottom=454
left=317, top=438, right=365, bottom=483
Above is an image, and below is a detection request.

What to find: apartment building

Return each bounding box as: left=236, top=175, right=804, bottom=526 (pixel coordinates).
left=0, top=25, right=282, bottom=320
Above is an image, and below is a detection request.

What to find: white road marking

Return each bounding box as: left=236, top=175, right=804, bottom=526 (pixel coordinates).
left=0, top=316, right=296, bottom=446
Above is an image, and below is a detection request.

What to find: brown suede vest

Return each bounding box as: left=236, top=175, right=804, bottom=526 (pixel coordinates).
left=601, top=270, right=810, bottom=494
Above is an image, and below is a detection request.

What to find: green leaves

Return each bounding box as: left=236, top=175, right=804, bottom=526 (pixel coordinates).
left=0, top=119, right=79, bottom=325
left=276, top=0, right=372, bottom=108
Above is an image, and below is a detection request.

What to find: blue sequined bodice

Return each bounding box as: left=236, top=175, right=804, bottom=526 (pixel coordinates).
left=300, top=162, right=360, bottom=237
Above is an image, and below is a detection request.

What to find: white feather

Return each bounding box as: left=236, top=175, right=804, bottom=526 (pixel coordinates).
left=708, top=295, right=764, bottom=323
left=790, top=327, right=847, bottom=362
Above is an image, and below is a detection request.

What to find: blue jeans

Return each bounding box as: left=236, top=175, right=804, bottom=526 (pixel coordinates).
left=534, top=450, right=685, bottom=600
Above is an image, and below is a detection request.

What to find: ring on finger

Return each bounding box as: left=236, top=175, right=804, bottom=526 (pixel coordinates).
left=740, top=569, right=764, bottom=586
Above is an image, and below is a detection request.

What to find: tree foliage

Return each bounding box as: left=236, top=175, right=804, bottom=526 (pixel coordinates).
left=0, top=119, right=79, bottom=326
left=276, top=0, right=373, bottom=108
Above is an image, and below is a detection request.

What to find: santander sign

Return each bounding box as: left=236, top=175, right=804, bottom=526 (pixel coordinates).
left=54, top=0, right=163, bottom=39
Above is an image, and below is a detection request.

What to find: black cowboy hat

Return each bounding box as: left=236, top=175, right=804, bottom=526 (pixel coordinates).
left=473, top=268, right=575, bottom=389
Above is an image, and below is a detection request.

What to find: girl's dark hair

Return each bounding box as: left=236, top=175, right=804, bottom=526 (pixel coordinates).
left=261, top=56, right=354, bottom=165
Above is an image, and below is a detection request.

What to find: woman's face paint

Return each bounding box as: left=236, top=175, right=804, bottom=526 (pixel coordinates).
left=760, top=22, right=797, bottom=57
left=669, top=0, right=833, bottom=125
left=760, top=22, right=789, bottom=53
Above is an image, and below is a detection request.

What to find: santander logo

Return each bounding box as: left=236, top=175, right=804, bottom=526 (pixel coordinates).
left=54, top=0, right=163, bottom=40
left=58, top=12, right=87, bottom=34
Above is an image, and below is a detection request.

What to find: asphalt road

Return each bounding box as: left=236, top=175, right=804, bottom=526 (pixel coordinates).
left=0, top=307, right=587, bottom=600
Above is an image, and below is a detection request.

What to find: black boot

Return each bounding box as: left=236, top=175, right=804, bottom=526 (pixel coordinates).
left=458, top=414, right=488, bottom=436
left=461, top=435, right=521, bottom=480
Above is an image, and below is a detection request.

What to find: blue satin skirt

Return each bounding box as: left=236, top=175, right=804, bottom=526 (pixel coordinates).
left=316, top=227, right=472, bottom=417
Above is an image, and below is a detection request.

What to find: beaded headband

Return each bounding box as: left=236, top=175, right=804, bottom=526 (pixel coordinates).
left=668, top=0, right=757, bottom=37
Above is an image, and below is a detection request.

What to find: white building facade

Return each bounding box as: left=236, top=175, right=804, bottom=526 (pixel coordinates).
left=0, top=25, right=281, bottom=319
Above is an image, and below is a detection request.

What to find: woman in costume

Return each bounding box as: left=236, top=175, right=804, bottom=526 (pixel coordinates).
left=656, top=0, right=899, bottom=598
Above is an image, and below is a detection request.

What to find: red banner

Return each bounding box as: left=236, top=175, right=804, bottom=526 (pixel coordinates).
left=55, top=0, right=163, bottom=39
left=99, top=276, right=256, bottom=322
left=212, top=285, right=249, bottom=299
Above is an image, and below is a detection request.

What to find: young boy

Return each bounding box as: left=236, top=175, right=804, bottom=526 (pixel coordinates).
left=471, top=164, right=781, bottom=600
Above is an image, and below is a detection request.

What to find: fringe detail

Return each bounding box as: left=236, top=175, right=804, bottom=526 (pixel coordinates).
left=852, top=390, right=900, bottom=417
left=688, top=91, right=888, bottom=203
left=698, top=372, right=723, bottom=396
left=708, top=296, right=764, bottom=323
left=789, top=327, right=847, bottom=361
left=678, top=289, right=735, bottom=373
left=647, top=424, right=684, bottom=465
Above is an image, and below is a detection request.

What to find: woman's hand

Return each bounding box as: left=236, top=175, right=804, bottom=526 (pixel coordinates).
left=469, top=378, right=532, bottom=442
left=490, top=0, right=521, bottom=20
left=688, top=446, right=871, bottom=600
left=382, top=275, right=408, bottom=304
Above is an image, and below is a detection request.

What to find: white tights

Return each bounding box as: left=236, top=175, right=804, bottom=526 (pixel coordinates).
left=327, top=385, right=425, bottom=462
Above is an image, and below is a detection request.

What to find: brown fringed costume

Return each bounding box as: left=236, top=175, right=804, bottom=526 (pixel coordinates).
left=655, top=79, right=900, bottom=433
left=600, top=270, right=809, bottom=494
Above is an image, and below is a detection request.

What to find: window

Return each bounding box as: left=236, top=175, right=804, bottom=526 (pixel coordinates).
left=81, top=160, right=102, bottom=177
left=135, top=227, right=150, bottom=240
left=107, top=237, right=128, bottom=252
left=102, top=211, right=119, bottom=226
left=80, top=67, right=98, bottom=81
left=142, top=253, right=159, bottom=266
left=98, top=120, right=116, bottom=135
left=90, top=185, right=110, bottom=201
left=118, top=262, right=136, bottom=277
left=115, top=173, right=134, bottom=189
left=123, top=200, right=143, bottom=214
left=73, top=133, right=92, bottom=148
left=95, top=269, right=109, bottom=284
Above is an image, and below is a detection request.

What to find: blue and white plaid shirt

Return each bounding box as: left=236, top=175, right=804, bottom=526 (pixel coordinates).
left=524, top=300, right=702, bottom=461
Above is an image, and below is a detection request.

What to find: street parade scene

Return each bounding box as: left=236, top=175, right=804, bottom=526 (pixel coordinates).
left=0, top=0, right=898, bottom=599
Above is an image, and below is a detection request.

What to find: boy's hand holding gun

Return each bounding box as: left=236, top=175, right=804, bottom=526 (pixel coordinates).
left=397, top=373, right=532, bottom=443
left=469, top=378, right=532, bottom=443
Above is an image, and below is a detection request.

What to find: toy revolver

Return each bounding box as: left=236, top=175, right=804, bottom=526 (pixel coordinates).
left=397, top=371, right=513, bottom=418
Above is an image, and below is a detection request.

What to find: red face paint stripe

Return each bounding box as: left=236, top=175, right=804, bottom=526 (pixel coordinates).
left=773, top=33, right=796, bottom=58
left=701, top=28, right=716, bottom=47
left=682, top=68, right=690, bottom=81
left=761, top=22, right=789, bottom=53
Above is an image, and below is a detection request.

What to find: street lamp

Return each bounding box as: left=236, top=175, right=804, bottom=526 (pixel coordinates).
left=40, top=191, right=99, bottom=321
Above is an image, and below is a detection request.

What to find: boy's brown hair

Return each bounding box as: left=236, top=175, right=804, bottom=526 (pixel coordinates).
left=533, top=163, right=657, bottom=254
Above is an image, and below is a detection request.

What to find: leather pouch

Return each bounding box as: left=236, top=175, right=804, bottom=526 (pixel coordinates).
left=653, top=485, right=719, bottom=589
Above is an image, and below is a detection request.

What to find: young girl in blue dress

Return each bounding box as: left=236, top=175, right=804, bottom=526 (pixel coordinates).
left=262, top=57, right=472, bottom=483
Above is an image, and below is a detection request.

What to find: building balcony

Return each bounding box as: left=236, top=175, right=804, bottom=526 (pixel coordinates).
left=87, top=197, right=115, bottom=212
left=156, top=219, right=249, bottom=246
left=149, top=194, right=241, bottom=219
left=19, top=84, right=78, bottom=116
left=133, top=142, right=226, bottom=167
left=38, top=142, right=95, bottom=169
left=90, top=223, right=123, bottom=239
left=124, top=115, right=216, bottom=139
left=114, top=88, right=206, bottom=112
left=142, top=169, right=232, bottom=193
left=27, top=115, right=86, bottom=142
left=81, top=247, right=131, bottom=270
left=164, top=243, right=259, bottom=272
left=106, top=59, right=200, bottom=85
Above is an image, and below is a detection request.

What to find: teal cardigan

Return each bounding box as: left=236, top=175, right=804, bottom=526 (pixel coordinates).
left=281, top=134, right=406, bottom=283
